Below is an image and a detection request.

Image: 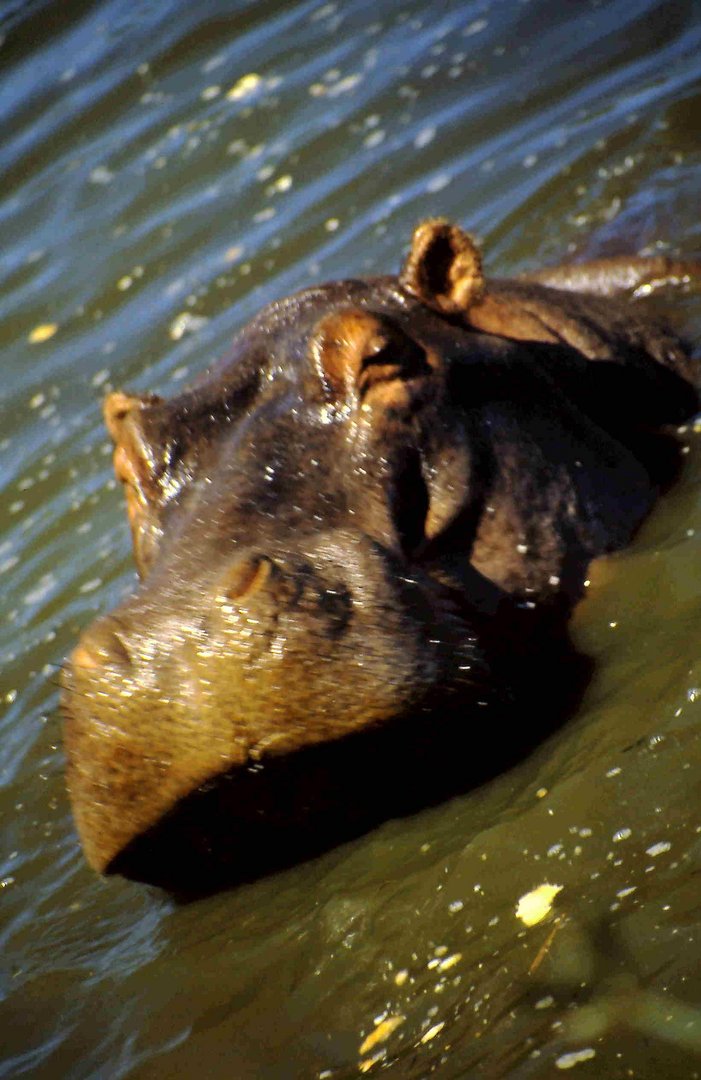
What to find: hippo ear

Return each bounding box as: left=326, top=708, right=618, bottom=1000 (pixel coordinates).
left=400, top=219, right=485, bottom=315
left=104, top=392, right=169, bottom=577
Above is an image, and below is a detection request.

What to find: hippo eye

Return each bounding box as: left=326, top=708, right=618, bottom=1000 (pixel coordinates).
left=391, top=447, right=429, bottom=557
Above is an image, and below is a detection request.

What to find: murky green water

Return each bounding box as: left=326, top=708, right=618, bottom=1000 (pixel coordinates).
left=2, top=1, right=701, bottom=1076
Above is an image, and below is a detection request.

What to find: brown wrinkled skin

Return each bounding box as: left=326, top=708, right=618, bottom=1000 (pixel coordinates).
left=62, top=219, right=700, bottom=891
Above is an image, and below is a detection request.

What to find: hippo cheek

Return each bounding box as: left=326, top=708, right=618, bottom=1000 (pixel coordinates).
left=191, top=548, right=434, bottom=754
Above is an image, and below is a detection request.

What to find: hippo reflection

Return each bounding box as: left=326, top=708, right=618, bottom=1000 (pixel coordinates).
left=62, top=220, right=699, bottom=890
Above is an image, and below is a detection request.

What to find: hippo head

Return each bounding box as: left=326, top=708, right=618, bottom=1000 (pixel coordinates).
left=62, top=221, right=676, bottom=889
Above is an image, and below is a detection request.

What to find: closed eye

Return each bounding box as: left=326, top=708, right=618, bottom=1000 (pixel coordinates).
left=390, top=447, right=429, bottom=558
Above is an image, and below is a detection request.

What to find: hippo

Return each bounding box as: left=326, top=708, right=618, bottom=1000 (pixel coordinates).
left=62, top=220, right=700, bottom=891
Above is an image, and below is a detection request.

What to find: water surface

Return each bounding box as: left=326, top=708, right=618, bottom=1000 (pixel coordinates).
left=1, top=1, right=701, bottom=1076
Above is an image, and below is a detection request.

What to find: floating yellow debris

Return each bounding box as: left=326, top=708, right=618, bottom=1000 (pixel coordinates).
left=169, top=312, right=209, bottom=341
left=359, top=1015, right=405, bottom=1056
left=555, top=1047, right=596, bottom=1069
left=420, top=1021, right=445, bottom=1044
left=394, top=969, right=409, bottom=986
left=516, top=883, right=563, bottom=927
left=226, top=73, right=262, bottom=100
left=268, top=174, right=292, bottom=194
left=358, top=1051, right=385, bottom=1074
left=436, top=952, right=462, bottom=973
left=28, top=323, right=58, bottom=344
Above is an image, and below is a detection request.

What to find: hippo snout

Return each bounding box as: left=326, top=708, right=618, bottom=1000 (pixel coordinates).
left=63, top=535, right=486, bottom=880
left=71, top=615, right=133, bottom=673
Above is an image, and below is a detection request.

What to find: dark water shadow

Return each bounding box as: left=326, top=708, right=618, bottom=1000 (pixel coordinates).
left=109, top=616, right=594, bottom=901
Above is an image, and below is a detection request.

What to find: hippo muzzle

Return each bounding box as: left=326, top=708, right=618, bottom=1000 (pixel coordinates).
left=63, top=530, right=491, bottom=881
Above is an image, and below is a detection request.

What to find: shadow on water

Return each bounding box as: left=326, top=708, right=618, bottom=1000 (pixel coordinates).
left=113, top=614, right=594, bottom=899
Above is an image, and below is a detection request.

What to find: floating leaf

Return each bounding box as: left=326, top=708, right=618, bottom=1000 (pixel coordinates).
left=359, top=1015, right=405, bottom=1056
left=226, top=73, right=262, bottom=100
left=28, top=323, right=58, bottom=343
left=516, top=883, right=563, bottom=927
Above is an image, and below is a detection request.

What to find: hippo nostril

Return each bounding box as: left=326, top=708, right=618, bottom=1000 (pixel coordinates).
left=71, top=618, right=132, bottom=671
left=217, top=555, right=273, bottom=603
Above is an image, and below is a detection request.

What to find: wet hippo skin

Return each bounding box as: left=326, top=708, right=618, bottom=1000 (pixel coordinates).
left=61, top=220, right=700, bottom=891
